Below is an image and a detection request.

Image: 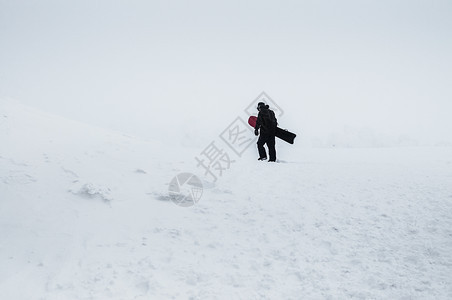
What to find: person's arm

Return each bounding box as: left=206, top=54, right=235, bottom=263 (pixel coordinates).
left=254, top=113, right=262, bottom=135
left=255, top=113, right=262, bottom=130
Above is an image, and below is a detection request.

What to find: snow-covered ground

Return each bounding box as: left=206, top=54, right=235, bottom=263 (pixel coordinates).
left=1, top=100, right=452, bottom=299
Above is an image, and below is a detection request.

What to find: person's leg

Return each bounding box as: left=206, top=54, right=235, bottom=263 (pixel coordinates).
left=267, top=136, right=276, bottom=161
left=257, top=136, right=267, bottom=159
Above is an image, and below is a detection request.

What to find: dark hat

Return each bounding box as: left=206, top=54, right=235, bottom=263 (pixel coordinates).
left=257, top=102, right=269, bottom=110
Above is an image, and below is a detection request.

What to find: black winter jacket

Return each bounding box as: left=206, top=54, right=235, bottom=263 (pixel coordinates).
left=255, top=106, right=277, bottom=135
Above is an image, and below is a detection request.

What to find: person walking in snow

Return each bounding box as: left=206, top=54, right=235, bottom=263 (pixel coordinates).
left=254, top=102, right=277, bottom=162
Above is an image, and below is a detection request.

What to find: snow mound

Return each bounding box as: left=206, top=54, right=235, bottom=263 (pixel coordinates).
left=69, top=181, right=113, bottom=203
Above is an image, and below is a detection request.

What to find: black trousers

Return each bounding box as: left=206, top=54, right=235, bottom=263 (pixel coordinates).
left=257, top=134, right=276, bottom=161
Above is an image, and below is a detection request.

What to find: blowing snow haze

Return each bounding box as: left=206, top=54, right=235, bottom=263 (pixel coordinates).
left=1, top=0, right=451, bottom=146
left=2, top=2, right=452, bottom=299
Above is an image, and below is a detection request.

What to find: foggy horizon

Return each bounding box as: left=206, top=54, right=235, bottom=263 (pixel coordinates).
left=1, top=0, right=451, bottom=146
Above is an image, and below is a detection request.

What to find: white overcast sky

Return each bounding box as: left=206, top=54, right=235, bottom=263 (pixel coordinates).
left=1, top=0, right=451, bottom=145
